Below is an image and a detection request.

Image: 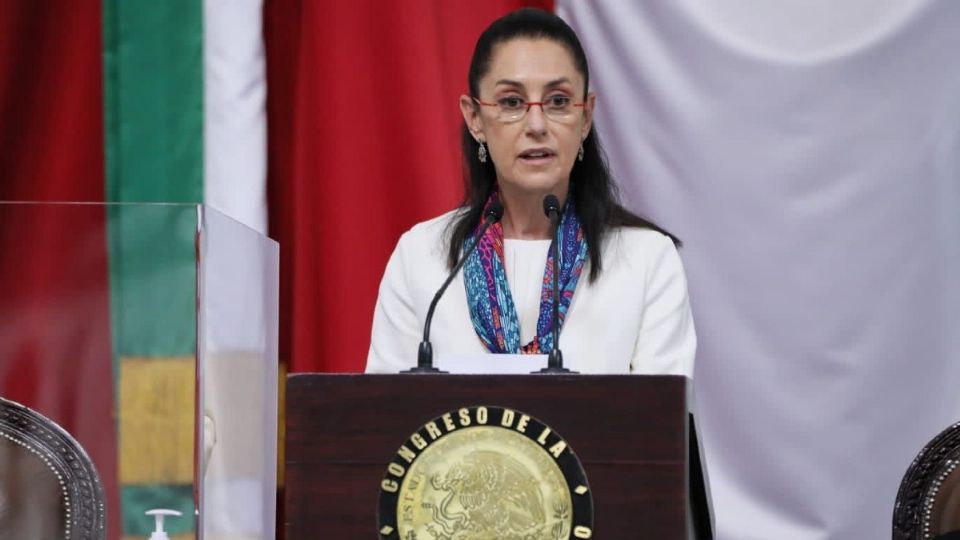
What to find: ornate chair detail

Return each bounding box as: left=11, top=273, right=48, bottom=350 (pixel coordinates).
left=0, top=397, right=106, bottom=539
left=894, top=421, right=960, bottom=540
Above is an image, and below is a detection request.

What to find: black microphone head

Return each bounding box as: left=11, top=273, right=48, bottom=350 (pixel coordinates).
left=485, top=201, right=505, bottom=223
left=542, top=194, right=560, bottom=218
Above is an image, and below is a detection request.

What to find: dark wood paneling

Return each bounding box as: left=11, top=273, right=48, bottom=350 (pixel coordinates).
left=285, top=374, right=697, bottom=538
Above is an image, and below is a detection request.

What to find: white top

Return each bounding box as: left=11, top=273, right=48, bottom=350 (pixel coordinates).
left=365, top=210, right=697, bottom=376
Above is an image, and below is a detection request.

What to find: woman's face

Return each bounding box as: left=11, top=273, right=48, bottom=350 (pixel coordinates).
left=461, top=38, right=594, bottom=201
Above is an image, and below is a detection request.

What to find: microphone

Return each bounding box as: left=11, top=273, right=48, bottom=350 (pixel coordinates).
left=536, top=194, right=574, bottom=374
left=403, top=201, right=505, bottom=373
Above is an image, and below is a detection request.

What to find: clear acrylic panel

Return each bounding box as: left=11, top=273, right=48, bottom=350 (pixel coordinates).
left=0, top=202, right=278, bottom=540
left=0, top=202, right=200, bottom=538
left=198, top=206, right=278, bottom=540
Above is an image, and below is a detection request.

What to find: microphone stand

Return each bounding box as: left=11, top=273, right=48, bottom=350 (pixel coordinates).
left=537, top=195, right=574, bottom=374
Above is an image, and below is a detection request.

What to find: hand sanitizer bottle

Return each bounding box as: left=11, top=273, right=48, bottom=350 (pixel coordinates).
left=145, top=509, right=183, bottom=540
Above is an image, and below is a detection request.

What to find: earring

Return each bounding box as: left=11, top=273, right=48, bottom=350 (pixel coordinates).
left=478, top=141, right=488, bottom=163
left=578, top=143, right=585, bottom=162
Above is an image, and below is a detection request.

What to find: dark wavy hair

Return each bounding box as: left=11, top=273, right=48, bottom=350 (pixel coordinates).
left=448, top=8, right=677, bottom=282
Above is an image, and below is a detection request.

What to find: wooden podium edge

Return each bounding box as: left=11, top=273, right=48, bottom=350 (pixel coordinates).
left=689, top=412, right=715, bottom=539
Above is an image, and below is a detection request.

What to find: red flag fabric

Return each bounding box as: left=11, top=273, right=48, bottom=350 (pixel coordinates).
left=0, top=1, right=104, bottom=202
left=267, top=1, right=553, bottom=373
left=0, top=1, right=119, bottom=535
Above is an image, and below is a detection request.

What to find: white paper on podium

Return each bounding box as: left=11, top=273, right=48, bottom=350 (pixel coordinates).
left=436, top=353, right=548, bottom=374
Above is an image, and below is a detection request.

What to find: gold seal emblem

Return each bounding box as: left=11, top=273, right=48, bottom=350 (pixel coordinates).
left=378, top=406, right=593, bottom=540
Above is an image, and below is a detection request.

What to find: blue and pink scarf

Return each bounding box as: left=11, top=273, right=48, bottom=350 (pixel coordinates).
left=462, top=194, right=588, bottom=354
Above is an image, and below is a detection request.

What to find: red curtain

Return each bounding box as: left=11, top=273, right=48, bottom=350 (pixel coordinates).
left=0, top=1, right=118, bottom=535
left=267, top=0, right=553, bottom=373
left=0, top=1, right=105, bottom=202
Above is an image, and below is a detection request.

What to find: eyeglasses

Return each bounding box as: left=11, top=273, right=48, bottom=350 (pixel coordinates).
left=473, top=95, right=585, bottom=123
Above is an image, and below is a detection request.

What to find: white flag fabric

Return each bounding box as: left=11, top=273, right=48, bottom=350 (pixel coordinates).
left=204, top=0, right=267, bottom=234
left=558, top=1, right=960, bottom=538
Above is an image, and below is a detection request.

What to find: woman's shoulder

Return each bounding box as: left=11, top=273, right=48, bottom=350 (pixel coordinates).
left=596, top=225, right=690, bottom=311
left=596, top=224, right=687, bottom=285
left=395, top=207, right=466, bottom=258
left=605, top=225, right=678, bottom=261
left=404, top=208, right=463, bottom=238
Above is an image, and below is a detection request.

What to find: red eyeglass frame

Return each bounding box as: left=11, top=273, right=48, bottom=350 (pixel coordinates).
left=472, top=97, right=585, bottom=114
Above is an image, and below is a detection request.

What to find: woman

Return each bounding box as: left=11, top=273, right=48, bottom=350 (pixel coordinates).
left=365, top=8, right=695, bottom=375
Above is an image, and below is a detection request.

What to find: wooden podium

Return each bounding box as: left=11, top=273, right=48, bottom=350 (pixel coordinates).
left=285, top=374, right=713, bottom=539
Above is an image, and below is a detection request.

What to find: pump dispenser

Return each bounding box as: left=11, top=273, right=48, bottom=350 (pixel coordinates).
left=145, top=509, right=182, bottom=540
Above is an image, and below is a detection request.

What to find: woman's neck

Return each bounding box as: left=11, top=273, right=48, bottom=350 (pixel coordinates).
left=498, top=184, right=568, bottom=240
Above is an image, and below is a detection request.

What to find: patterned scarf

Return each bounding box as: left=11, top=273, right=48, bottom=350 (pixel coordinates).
left=463, top=193, right=588, bottom=354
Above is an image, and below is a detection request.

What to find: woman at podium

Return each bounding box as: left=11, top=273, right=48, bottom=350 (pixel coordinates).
left=366, top=8, right=695, bottom=376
